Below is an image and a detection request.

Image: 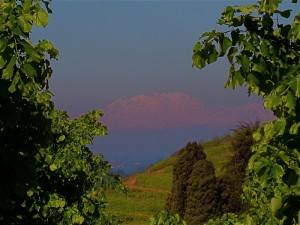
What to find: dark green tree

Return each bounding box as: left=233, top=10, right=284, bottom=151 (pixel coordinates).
left=217, top=122, right=259, bottom=214
left=0, top=1, right=123, bottom=224
left=184, top=159, right=219, bottom=225
left=166, top=142, right=206, bottom=217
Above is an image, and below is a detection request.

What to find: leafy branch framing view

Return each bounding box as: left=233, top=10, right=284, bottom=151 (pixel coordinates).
left=0, top=1, right=123, bottom=224
left=192, top=0, right=300, bottom=224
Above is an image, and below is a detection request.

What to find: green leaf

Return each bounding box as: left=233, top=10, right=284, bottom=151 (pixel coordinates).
left=289, top=123, right=300, bottom=134
left=289, top=14, right=300, bottom=40
left=220, top=36, right=231, bottom=55
left=22, top=41, right=41, bottom=62
left=272, top=164, right=284, bottom=180
left=248, top=73, right=260, bottom=88
left=253, top=161, right=264, bottom=173
left=57, top=135, right=65, bottom=143
left=289, top=75, right=300, bottom=97
left=286, top=90, right=296, bottom=109
left=17, top=15, right=32, bottom=33
left=222, top=6, right=235, bottom=22
left=72, top=215, right=85, bottom=224
left=0, top=56, right=6, bottom=69
left=237, top=6, right=252, bottom=14
left=264, top=95, right=282, bottom=109
left=21, top=63, right=37, bottom=77
left=192, top=53, right=205, bottom=68
left=264, top=123, right=275, bottom=140
left=277, top=151, right=290, bottom=163
left=233, top=70, right=244, bottom=86
left=260, top=40, right=270, bottom=56
left=37, top=40, right=59, bottom=59
left=261, top=0, right=280, bottom=13
left=49, top=164, right=57, bottom=171
left=207, top=50, right=218, bottom=64
left=45, top=155, right=53, bottom=164
left=38, top=39, right=53, bottom=51
left=260, top=167, right=270, bottom=186
left=253, top=130, right=262, bottom=141
left=228, top=46, right=238, bottom=63
left=22, top=0, right=32, bottom=11
left=252, top=61, right=267, bottom=73
left=2, top=55, right=17, bottom=80
left=0, top=38, right=8, bottom=52
left=241, top=54, right=250, bottom=72
left=33, top=7, right=48, bottom=27
left=270, top=196, right=282, bottom=214
left=244, top=41, right=255, bottom=51
left=8, top=73, right=20, bottom=93
left=200, top=30, right=216, bottom=40
left=27, top=190, right=34, bottom=197
left=274, top=119, right=286, bottom=136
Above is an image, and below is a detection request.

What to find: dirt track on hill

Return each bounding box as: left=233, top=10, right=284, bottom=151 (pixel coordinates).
left=123, top=174, right=138, bottom=188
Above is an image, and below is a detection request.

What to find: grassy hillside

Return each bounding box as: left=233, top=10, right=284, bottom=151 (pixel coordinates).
left=106, top=135, right=234, bottom=225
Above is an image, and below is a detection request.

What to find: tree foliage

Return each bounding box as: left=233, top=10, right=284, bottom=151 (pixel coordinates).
left=217, top=122, right=259, bottom=215
left=192, top=0, right=300, bottom=223
left=0, top=1, right=123, bottom=224
left=166, top=142, right=206, bottom=217
left=185, top=159, right=219, bottom=225
left=149, top=211, right=187, bottom=225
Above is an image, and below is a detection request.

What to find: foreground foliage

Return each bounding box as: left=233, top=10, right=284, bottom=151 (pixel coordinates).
left=192, top=0, right=300, bottom=224
left=0, top=1, right=123, bottom=224
left=150, top=211, right=186, bottom=225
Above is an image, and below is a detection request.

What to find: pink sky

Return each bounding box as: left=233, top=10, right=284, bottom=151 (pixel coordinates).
left=102, top=92, right=275, bottom=131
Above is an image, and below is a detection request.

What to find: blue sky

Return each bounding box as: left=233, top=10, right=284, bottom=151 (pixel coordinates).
left=32, top=1, right=263, bottom=116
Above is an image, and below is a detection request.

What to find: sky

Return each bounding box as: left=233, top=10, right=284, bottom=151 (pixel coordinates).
left=32, top=0, right=277, bottom=174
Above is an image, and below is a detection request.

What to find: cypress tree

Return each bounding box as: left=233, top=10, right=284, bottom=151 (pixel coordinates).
left=166, top=142, right=206, bottom=217
left=184, top=159, right=219, bottom=225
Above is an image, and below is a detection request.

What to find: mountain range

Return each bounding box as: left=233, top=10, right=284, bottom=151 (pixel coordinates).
left=102, top=92, right=274, bottom=131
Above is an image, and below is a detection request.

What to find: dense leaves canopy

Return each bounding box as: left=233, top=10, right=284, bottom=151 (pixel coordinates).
left=192, top=0, right=300, bottom=224
left=0, top=1, right=123, bottom=224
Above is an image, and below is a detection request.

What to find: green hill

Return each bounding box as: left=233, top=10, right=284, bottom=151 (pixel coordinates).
left=106, top=135, right=234, bottom=225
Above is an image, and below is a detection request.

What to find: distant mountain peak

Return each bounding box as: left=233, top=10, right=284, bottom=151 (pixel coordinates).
left=102, top=92, right=274, bottom=131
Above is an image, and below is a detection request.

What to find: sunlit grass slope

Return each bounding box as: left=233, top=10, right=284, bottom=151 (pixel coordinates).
left=107, top=189, right=166, bottom=225
left=106, top=135, right=234, bottom=225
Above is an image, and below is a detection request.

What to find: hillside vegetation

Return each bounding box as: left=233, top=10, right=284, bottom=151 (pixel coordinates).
left=106, top=135, right=234, bottom=225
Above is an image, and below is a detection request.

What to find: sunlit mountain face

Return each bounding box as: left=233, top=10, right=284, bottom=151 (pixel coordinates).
left=102, top=92, right=274, bottom=131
